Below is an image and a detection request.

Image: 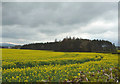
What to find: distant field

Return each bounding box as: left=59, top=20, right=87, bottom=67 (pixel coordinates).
left=2, top=49, right=118, bottom=82
left=117, top=50, right=120, bottom=53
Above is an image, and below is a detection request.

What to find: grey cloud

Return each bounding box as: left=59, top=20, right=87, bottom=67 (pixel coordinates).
left=3, top=2, right=117, bottom=26
left=2, top=2, right=118, bottom=45
left=2, top=25, right=39, bottom=39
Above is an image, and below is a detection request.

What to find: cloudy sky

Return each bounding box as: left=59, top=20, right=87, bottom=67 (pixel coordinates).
left=2, top=2, right=118, bottom=45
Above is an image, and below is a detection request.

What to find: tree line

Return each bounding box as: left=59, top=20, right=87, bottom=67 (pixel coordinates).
left=20, top=37, right=117, bottom=53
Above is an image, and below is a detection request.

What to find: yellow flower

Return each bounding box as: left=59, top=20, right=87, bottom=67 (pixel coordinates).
left=24, top=80, right=28, bottom=82
left=12, top=76, right=14, bottom=79
left=74, top=76, right=77, bottom=78
left=26, top=76, right=29, bottom=79
left=16, top=76, right=19, bottom=78
left=78, top=73, right=80, bottom=76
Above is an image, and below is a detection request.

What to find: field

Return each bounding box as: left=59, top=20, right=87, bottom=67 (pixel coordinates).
left=2, top=49, right=119, bottom=82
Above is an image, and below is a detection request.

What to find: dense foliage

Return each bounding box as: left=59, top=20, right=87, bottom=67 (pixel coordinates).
left=2, top=49, right=118, bottom=82
left=44, top=67, right=119, bottom=83
left=21, top=37, right=116, bottom=53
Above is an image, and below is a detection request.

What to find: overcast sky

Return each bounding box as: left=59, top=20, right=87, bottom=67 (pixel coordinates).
left=2, top=2, right=118, bottom=45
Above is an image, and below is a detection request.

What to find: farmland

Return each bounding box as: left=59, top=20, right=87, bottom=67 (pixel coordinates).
left=2, top=49, right=119, bottom=82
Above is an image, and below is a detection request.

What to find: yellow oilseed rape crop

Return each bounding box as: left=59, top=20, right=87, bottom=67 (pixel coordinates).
left=1, top=49, right=119, bottom=82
